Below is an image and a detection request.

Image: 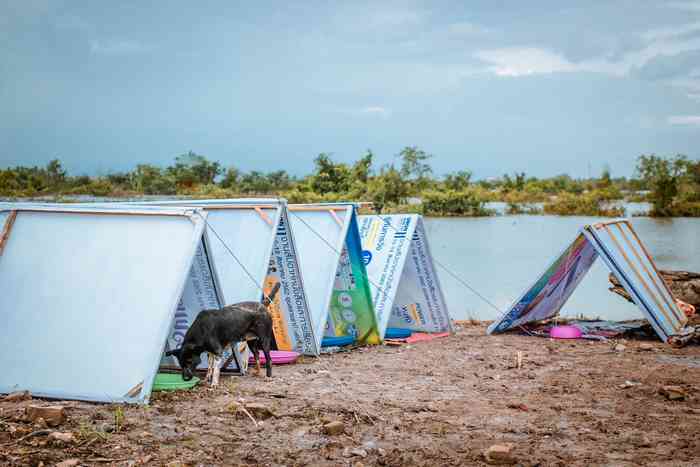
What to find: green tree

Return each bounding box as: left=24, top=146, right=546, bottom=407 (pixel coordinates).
left=502, top=173, right=526, bottom=191
left=399, top=146, right=433, bottom=189
left=443, top=170, right=472, bottom=190
left=167, top=151, right=222, bottom=187
left=220, top=167, right=241, bottom=189
left=367, top=165, right=409, bottom=212
left=597, top=165, right=612, bottom=189
left=46, top=159, right=66, bottom=188
left=636, top=154, right=688, bottom=216
left=352, top=150, right=373, bottom=183
left=310, top=153, right=352, bottom=193
left=130, top=164, right=176, bottom=195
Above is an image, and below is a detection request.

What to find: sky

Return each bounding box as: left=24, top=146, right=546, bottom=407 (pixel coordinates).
left=1, top=0, right=700, bottom=179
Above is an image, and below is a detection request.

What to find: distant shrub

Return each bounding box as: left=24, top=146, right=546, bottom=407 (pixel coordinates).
left=544, top=191, right=625, bottom=217
left=421, top=189, right=494, bottom=216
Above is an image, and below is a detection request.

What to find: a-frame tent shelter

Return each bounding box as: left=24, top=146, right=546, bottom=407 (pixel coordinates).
left=357, top=214, right=453, bottom=339
left=487, top=219, right=693, bottom=344
left=288, top=204, right=380, bottom=348
left=0, top=204, right=214, bottom=403
left=103, top=199, right=318, bottom=357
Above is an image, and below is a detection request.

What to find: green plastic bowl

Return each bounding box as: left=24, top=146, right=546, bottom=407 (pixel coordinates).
left=152, top=373, right=200, bottom=391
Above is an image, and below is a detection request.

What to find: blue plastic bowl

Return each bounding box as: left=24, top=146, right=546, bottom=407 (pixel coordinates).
left=384, top=327, right=413, bottom=339
left=321, top=335, right=356, bottom=347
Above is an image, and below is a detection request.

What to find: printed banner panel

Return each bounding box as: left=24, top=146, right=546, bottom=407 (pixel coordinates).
left=388, top=218, right=451, bottom=333
left=267, top=211, right=317, bottom=354
left=288, top=207, right=347, bottom=350
left=325, top=212, right=381, bottom=344
left=487, top=232, right=599, bottom=334
left=358, top=214, right=416, bottom=336
left=587, top=221, right=687, bottom=340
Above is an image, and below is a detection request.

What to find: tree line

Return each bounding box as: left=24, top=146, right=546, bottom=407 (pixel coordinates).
left=1, top=148, right=698, bottom=217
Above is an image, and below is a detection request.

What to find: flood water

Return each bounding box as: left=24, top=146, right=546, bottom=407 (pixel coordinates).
left=423, top=216, right=700, bottom=321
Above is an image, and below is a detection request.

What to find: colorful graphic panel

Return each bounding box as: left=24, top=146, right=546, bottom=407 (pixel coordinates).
left=326, top=213, right=380, bottom=344
left=290, top=205, right=379, bottom=349
left=487, top=233, right=598, bottom=334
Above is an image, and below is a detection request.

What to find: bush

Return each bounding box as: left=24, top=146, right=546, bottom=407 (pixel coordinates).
left=543, top=191, right=625, bottom=216
left=421, top=189, right=493, bottom=216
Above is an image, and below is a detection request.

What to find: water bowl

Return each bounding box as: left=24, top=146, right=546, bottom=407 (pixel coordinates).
left=549, top=325, right=582, bottom=340
left=248, top=350, right=300, bottom=365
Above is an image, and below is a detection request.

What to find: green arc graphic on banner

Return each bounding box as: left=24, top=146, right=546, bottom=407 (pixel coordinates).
left=289, top=204, right=380, bottom=349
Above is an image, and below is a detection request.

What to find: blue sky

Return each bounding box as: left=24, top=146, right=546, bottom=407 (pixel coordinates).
left=2, top=1, right=700, bottom=178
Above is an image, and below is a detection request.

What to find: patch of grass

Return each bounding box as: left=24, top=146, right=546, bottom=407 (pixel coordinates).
left=113, top=406, right=125, bottom=433
left=544, top=191, right=625, bottom=217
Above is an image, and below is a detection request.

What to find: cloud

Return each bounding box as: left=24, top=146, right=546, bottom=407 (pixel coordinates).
left=474, top=24, right=700, bottom=101
left=633, top=50, right=700, bottom=80
left=667, top=115, right=700, bottom=126
left=89, top=39, right=151, bottom=56
left=473, top=48, right=576, bottom=76
left=642, top=21, right=700, bottom=42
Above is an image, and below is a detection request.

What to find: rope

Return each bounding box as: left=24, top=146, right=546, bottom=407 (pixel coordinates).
left=196, top=213, right=272, bottom=304
left=374, top=214, right=504, bottom=317
left=287, top=210, right=395, bottom=304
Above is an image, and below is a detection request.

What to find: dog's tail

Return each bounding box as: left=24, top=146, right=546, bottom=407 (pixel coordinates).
left=262, top=283, right=281, bottom=307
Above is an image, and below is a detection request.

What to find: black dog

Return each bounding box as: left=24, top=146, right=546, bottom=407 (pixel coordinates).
left=166, top=283, right=280, bottom=384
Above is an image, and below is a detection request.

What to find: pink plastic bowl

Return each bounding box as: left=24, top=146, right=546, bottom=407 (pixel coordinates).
left=248, top=350, right=300, bottom=365
left=549, top=325, right=582, bottom=339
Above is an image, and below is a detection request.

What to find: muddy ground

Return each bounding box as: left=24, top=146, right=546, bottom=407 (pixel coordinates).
left=2, top=323, right=700, bottom=467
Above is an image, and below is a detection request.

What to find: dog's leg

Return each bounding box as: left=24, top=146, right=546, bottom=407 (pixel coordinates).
left=262, top=337, right=272, bottom=378
left=205, top=353, right=215, bottom=384
left=211, top=355, right=223, bottom=387
left=249, top=340, right=261, bottom=377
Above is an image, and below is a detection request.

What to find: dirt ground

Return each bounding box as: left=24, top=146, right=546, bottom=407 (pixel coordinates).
left=2, top=323, right=700, bottom=467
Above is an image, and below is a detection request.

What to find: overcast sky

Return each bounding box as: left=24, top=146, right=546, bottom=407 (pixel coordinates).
left=2, top=1, right=700, bottom=178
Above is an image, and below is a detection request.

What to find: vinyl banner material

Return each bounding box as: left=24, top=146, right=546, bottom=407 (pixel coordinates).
left=358, top=214, right=452, bottom=338
left=289, top=205, right=380, bottom=349
left=267, top=210, right=316, bottom=353
left=0, top=206, right=207, bottom=403
left=118, top=200, right=318, bottom=356
left=584, top=221, right=688, bottom=342
left=487, top=233, right=598, bottom=334
left=325, top=213, right=379, bottom=344
left=164, top=240, right=247, bottom=372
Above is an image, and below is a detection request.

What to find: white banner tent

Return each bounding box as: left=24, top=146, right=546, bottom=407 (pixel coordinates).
left=487, top=219, right=692, bottom=344
left=0, top=205, right=211, bottom=403
left=102, top=199, right=318, bottom=357
left=288, top=204, right=381, bottom=348
left=358, top=214, right=453, bottom=339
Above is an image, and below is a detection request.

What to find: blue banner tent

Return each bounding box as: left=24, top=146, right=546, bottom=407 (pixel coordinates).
left=487, top=219, right=692, bottom=344
left=0, top=204, right=215, bottom=403
left=358, top=214, right=453, bottom=339
left=288, top=204, right=381, bottom=348
left=98, top=199, right=318, bottom=357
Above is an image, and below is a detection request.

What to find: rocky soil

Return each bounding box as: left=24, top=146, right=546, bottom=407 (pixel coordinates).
left=2, top=323, right=700, bottom=466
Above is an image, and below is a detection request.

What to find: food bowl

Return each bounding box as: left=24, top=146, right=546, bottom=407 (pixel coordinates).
left=549, top=325, right=582, bottom=339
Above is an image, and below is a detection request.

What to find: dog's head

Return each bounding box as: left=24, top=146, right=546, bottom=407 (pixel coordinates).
left=165, top=344, right=201, bottom=381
